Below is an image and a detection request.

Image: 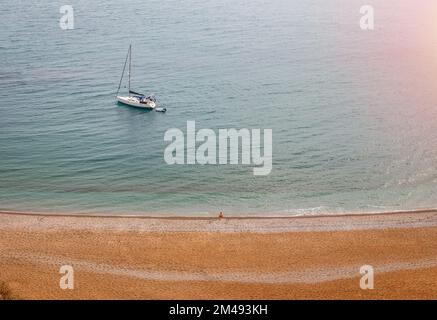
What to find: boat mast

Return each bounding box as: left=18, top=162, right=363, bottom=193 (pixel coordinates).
left=128, top=44, right=131, bottom=97
left=116, top=45, right=130, bottom=97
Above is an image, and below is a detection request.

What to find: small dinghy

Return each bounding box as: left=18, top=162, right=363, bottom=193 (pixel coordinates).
left=155, top=107, right=167, bottom=113
left=116, top=45, right=158, bottom=110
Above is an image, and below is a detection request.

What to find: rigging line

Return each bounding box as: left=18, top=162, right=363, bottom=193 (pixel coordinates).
left=128, top=44, right=131, bottom=95
left=116, top=46, right=130, bottom=97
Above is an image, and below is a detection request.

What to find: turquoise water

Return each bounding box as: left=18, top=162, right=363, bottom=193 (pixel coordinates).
left=1, top=0, right=437, bottom=216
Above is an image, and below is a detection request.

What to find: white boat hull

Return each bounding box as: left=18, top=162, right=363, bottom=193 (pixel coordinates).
left=117, top=96, right=156, bottom=109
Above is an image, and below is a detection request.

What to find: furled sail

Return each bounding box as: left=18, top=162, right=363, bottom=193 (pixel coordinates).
left=129, top=90, right=145, bottom=96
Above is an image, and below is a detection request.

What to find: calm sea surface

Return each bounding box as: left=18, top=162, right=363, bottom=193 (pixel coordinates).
left=1, top=0, right=437, bottom=216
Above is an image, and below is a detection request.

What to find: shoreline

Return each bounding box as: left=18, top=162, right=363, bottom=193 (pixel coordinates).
left=1, top=209, right=437, bottom=234
left=1, top=207, right=437, bottom=219
left=1, top=210, right=436, bottom=299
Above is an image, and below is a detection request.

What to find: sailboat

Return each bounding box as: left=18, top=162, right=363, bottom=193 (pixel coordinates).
left=116, top=45, right=157, bottom=110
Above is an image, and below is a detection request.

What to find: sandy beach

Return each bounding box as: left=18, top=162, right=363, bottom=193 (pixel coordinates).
left=0, top=210, right=436, bottom=299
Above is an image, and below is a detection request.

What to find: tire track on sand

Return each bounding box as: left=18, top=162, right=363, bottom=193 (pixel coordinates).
left=1, top=251, right=437, bottom=284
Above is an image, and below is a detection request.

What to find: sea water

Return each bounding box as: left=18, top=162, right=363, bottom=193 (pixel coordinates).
left=1, top=0, right=437, bottom=216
